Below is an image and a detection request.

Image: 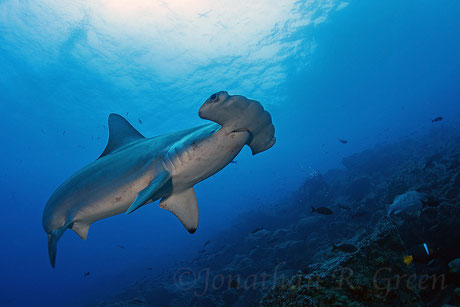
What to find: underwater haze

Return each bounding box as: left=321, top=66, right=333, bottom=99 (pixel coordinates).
left=1, top=0, right=460, bottom=306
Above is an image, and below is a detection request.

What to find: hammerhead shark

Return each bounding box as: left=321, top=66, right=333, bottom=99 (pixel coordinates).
left=42, top=91, right=275, bottom=267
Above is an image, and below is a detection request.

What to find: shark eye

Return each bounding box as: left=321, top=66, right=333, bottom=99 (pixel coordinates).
left=210, top=93, right=219, bottom=102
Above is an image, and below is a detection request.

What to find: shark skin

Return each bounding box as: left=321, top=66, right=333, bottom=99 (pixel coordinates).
left=42, top=91, right=276, bottom=267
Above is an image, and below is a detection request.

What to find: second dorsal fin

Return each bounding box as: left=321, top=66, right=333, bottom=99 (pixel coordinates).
left=99, top=113, right=145, bottom=158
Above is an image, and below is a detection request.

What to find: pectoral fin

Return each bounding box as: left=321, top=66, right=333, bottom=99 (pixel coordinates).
left=126, top=170, right=171, bottom=214
left=159, top=188, right=199, bottom=234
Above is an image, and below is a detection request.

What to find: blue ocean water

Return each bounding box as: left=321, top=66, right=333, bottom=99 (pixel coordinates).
left=0, top=0, right=459, bottom=306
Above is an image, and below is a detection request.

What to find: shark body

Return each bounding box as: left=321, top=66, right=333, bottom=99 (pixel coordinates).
left=42, top=91, right=275, bottom=267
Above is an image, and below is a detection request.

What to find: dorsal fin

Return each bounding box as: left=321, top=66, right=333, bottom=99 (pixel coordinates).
left=99, top=113, right=145, bottom=158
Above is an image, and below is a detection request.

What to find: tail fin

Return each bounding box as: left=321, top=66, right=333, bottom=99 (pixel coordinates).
left=48, top=234, right=58, bottom=268
left=311, top=207, right=316, bottom=213
left=331, top=244, right=337, bottom=252
left=47, top=224, right=70, bottom=268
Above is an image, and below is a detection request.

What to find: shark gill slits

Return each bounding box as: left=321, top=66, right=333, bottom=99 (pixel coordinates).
left=160, top=159, right=169, bottom=171
left=184, top=147, right=192, bottom=160
left=174, top=147, right=184, bottom=165
left=167, top=152, right=178, bottom=169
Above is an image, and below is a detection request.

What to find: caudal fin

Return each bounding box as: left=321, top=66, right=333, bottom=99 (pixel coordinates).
left=47, top=224, right=69, bottom=268
left=311, top=207, right=316, bottom=213
left=48, top=234, right=58, bottom=268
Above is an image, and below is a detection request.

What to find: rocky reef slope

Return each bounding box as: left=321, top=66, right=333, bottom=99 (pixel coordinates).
left=100, top=128, right=460, bottom=306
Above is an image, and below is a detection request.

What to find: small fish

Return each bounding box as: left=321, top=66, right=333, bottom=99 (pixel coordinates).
left=230, top=160, right=238, bottom=164
left=126, top=112, right=129, bottom=116
left=388, top=190, right=424, bottom=216
left=147, top=267, right=153, bottom=271
left=403, top=243, right=435, bottom=266
left=337, top=138, right=348, bottom=144
left=311, top=206, right=333, bottom=215
left=41, top=129, right=46, bottom=134
left=203, top=240, right=211, bottom=247
left=251, top=226, right=264, bottom=234
left=431, top=116, right=443, bottom=123
left=116, top=244, right=125, bottom=249
left=331, top=243, right=357, bottom=253
left=197, top=10, right=210, bottom=18
left=63, top=130, right=66, bottom=136
left=138, top=118, right=142, bottom=124
left=337, top=204, right=351, bottom=211
left=83, top=272, right=90, bottom=277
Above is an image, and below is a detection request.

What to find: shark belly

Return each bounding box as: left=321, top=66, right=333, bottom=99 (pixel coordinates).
left=72, top=171, right=154, bottom=223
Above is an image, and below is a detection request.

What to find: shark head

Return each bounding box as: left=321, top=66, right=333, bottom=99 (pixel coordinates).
left=199, top=91, right=276, bottom=155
